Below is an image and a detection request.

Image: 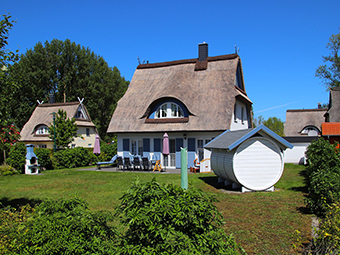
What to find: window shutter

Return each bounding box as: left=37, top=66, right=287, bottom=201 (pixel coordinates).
left=143, top=138, right=150, bottom=152
left=154, top=138, right=161, bottom=152
left=175, top=138, right=183, bottom=152
left=123, top=139, right=129, bottom=151
left=188, top=138, right=195, bottom=151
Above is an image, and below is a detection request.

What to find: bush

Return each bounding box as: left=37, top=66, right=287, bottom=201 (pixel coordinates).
left=305, top=138, right=340, bottom=216
left=115, top=178, right=245, bottom=254
left=0, top=164, right=18, bottom=176
left=34, top=148, right=53, bottom=170
left=53, top=147, right=93, bottom=169
left=0, top=197, right=118, bottom=254
left=101, top=143, right=116, bottom=161
left=6, top=142, right=26, bottom=173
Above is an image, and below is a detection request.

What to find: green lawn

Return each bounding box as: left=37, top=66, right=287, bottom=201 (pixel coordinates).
left=0, top=164, right=312, bottom=254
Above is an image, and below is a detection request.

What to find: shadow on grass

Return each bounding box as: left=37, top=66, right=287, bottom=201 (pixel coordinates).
left=0, top=197, right=42, bottom=210
left=198, top=176, right=242, bottom=192
left=290, top=169, right=309, bottom=193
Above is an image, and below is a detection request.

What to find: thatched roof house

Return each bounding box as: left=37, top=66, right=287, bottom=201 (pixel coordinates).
left=284, top=108, right=327, bottom=137
left=325, top=87, right=340, bottom=122
left=20, top=100, right=97, bottom=149
left=107, top=43, right=253, bottom=170
left=108, top=46, right=252, bottom=134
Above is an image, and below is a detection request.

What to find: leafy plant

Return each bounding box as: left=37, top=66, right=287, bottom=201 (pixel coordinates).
left=115, top=178, right=245, bottom=254
left=0, top=197, right=118, bottom=254
left=0, top=164, right=18, bottom=176
left=34, top=147, right=53, bottom=170
left=305, top=138, right=340, bottom=216
left=6, top=142, right=26, bottom=173
left=53, top=147, right=93, bottom=169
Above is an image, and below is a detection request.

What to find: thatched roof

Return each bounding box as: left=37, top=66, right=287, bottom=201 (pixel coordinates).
left=284, top=109, right=326, bottom=136
left=325, top=88, right=340, bottom=122
left=107, top=53, right=252, bottom=134
left=20, top=102, right=95, bottom=142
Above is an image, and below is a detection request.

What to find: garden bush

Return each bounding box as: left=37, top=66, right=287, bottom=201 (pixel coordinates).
left=53, top=147, right=93, bottom=169
left=0, top=164, right=18, bottom=176
left=6, top=142, right=26, bottom=173
left=34, top=148, right=53, bottom=170
left=305, top=138, right=340, bottom=216
left=0, top=197, right=118, bottom=254
left=115, top=178, right=245, bottom=254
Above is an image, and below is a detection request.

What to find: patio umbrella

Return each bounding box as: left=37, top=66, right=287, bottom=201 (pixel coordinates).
left=162, top=133, right=169, bottom=171
left=93, top=134, right=101, bottom=156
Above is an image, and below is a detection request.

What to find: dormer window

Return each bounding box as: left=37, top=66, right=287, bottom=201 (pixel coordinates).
left=301, top=126, right=320, bottom=136
left=146, top=98, right=189, bottom=123
left=35, top=125, right=49, bottom=135
left=235, top=64, right=244, bottom=90
left=75, top=105, right=88, bottom=119
left=155, top=102, right=184, bottom=119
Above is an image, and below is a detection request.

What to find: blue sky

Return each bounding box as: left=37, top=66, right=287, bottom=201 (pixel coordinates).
left=2, top=0, right=340, bottom=122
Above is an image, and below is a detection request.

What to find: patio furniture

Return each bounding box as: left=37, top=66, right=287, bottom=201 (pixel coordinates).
left=96, top=155, right=118, bottom=170
left=117, top=156, right=124, bottom=170
left=153, top=160, right=162, bottom=172
left=124, top=157, right=132, bottom=171
left=133, top=156, right=142, bottom=171
left=142, top=157, right=151, bottom=171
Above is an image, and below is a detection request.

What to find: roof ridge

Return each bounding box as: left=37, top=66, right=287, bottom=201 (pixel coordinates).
left=38, top=102, right=80, bottom=107
left=137, top=53, right=239, bottom=69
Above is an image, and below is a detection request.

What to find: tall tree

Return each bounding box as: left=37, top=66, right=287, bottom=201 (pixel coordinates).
left=10, top=39, right=129, bottom=141
left=316, top=28, right=340, bottom=89
left=262, top=117, right=284, bottom=136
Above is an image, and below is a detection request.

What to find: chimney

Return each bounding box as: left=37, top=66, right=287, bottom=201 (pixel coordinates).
left=198, top=42, right=208, bottom=61
left=318, top=103, right=321, bottom=109
left=49, top=93, right=55, bottom=104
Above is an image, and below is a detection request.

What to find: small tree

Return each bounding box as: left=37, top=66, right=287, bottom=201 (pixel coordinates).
left=48, top=109, right=77, bottom=149
left=0, top=124, right=20, bottom=162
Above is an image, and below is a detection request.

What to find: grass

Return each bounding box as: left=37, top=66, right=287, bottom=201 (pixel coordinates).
left=0, top=164, right=312, bottom=254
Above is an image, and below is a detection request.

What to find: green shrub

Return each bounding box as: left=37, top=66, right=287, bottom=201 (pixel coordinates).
left=0, top=164, right=18, bottom=176
left=34, top=148, right=53, bottom=170
left=6, top=142, right=26, bottom=173
left=115, top=178, right=245, bottom=254
left=1, top=197, right=118, bottom=254
left=101, top=143, right=116, bottom=161
left=305, top=138, right=340, bottom=216
left=53, top=147, right=93, bottom=169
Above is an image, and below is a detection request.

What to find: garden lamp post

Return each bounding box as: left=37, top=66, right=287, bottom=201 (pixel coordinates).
left=52, top=112, right=56, bottom=152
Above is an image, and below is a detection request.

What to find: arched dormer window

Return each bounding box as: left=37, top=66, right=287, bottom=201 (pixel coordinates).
left=301, top=126, right=320, bottom=136
left=35, top=125, right=49, bottom=135
left=145, top=98, right=189, bottom=123
left=155, top=103, right=184, bottom=119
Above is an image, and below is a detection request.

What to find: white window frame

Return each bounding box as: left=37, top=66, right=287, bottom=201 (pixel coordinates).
left=131, top=139, right=143, bottom=156
left=36, top=125, right=49, bottom=135
left=155, top=103, right=184, bottom=119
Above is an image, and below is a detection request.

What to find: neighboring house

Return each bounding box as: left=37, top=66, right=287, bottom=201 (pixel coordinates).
left=322, top=87, right=340, bottom=146
left=283, top=107, right=326, bottom=164
left=20, top=99, right=97, bottom=149
left=107, top=43, right=253, bottom=170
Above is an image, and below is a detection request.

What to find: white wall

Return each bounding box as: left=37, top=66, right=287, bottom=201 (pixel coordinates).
left=230, top=100, right=249, bottom=131
left=284, top=143, right=309, bottom=165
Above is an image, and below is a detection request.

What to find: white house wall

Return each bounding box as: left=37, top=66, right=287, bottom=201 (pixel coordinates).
left=73, top=126, right=97, bottom=148
left=230, top=100, right=250, bottom=131
left=284, top=142, right=310, bottom=165
left=117, top=131, right=222, bottom=170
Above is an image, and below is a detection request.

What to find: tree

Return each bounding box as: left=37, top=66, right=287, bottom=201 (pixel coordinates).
left=316, top=28, right=340, bottom=89
left=0, top=13, right=19, bottom=130
left=253, top=115, right=264, bottom=127
left=48, top=109, right=78, bottom=149
left=262, top=117, right=284, bottom=136
left=9, top=39, right=128, bottom=141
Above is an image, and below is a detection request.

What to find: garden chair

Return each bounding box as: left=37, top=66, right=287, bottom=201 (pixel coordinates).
left=117, top=156, right=124, bottom=170
left=96, top=155, right=117, bottom=170
left=142, top=157, right=151, bottom=171
left=123, top=157, right=132, bottom=171
left=133, top=156, right=142, bottom=171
